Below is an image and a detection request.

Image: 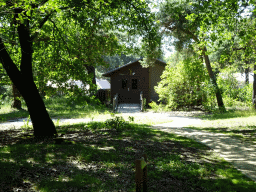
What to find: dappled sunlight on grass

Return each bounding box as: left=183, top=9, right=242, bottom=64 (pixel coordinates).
left=44, top=96, right=112, bottom=119
left=1, top=118, right=256, bottom=191
left=198, top=109, right=256, bottom=120
left=0, top=105, right=29, bottom=123
left=189, top=114, right=256, bottom=143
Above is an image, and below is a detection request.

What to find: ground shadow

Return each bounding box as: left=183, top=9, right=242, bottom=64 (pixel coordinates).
left=1, top=122, right=256, bottom=191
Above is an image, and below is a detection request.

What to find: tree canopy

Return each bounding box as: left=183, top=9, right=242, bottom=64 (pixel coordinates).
left=0, top=0, right=160, bottom=137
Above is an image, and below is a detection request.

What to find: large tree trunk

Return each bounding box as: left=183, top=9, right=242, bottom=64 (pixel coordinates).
left=21, top=78, right=57, bottom=137
left=84, top=64, right=97, bottom=95
left=202, top=47, right=226, bottom=112
left=0, top=19, right=57, bottom=138
left=85, top=64, right=96, bottom=85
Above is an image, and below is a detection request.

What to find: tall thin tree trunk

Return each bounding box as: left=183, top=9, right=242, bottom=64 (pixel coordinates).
left=202, top=47, right=226, bottom=112
left=245, top=53, right=250, bottom=84
left=253, top=64, right=256, bottom=109
left=245, top=67, right=249, bottom=84
left=12, top=83, right=22, bottom=109
left=84, top=64, right=97, bottom=95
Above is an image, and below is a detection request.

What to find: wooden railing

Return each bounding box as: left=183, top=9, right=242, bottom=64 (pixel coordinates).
left=113, top=93, right=118, bottom=112
left=140, top=91, right=143, bottom=112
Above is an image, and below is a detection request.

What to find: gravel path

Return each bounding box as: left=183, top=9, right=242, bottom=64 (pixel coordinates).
left=152, top=118, right=256, bottom=182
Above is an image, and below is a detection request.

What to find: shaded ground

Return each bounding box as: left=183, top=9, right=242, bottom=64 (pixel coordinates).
left=1, top=121, right=255, bottom=191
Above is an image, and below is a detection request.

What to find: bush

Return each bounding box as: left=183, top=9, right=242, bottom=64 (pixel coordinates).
left=238, top=83, right=253, bottom=106
left=155, top=57, right=211, bottom=110
left=0, top=85, right=12, bottom=102
left=148, top=101, right=166, bottom=112
left=104, top=116, right=133, bottom=132
left=217, top=68, right=253, bottom=108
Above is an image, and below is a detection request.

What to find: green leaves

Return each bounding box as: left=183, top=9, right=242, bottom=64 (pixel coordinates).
left=156, top=54, right=210, bottom=109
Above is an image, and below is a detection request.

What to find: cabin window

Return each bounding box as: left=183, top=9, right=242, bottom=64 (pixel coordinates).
left=132, top=79, right=137, bottom=89
left=122, top=79, right=127, bottom=89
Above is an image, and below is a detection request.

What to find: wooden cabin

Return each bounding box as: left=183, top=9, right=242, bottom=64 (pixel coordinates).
left=102, top=58, right=166, bottom=105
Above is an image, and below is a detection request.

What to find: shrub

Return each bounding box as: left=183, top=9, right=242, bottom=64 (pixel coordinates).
left=155, top=57, right=211, bottom=110
left=217, top=68, right=253, bottom=108
left=238, top=83, right=253, bottom=106
left=104, top=116, right=133, bottom=132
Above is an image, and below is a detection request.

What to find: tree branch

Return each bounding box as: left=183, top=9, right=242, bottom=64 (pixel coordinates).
left=233, top=47, right=246, bottom=51
left=49, top=18, right=71, bottom=57
left=31, top=12, right=53, bottom=41
left=0, top=37, right=22, bottom=85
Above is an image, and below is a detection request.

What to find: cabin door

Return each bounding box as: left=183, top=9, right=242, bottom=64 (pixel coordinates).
left=119, top=76, right=140, bottom=103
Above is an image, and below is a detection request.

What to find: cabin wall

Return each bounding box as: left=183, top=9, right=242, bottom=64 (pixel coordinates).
left=110, top=62, right=149, bottom=104
left=149, top=63, right=165, bottom=103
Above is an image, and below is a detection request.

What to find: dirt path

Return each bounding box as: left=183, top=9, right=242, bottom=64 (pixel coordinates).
left=152, top=118, right=256, bottom=182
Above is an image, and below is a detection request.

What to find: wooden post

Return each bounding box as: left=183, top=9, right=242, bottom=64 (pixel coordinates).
left=113, top=93, right=118, bottom=112
left=142, top=154, right=147, bottom=191
left=140, top=91, right=143, bottom=112
left=113, top=95, right=116, bottom=111
left=135, top=154, right=147, bottom=192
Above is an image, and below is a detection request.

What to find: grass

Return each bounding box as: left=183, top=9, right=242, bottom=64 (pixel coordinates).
left=43, top=96, right=112, bottom=120
left=1, top=120, right=256, bottom=191
left=188, top=109, right=256, bottom=144
left=0, top=96, right=112, bottom=123
left=1, top=97, right=256, bottom=190
left=0, top=100, right=29, bottom=122
left=1, top=96, right=175, bottom=126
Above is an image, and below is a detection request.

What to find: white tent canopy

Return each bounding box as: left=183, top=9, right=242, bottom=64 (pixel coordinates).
left=47, top=78, right=110, bottom=90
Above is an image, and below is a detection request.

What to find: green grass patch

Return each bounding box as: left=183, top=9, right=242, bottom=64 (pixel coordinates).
left=189, top=109, right=256, bottom=144
left=1, top=119, right=256, bottom=191
left=0, top=96, right=112, bottom=123
left=0, top=100, right=29, bottom=122
left=196, top=108, right=256, bottom=120
left=43, top=96, right=112, bottom=120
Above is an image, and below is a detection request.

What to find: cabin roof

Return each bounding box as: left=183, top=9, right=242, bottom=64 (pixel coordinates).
left=102, top=58, right=166, bottom=77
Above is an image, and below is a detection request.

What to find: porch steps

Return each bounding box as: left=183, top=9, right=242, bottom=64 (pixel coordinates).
left=117, top=103, right=141, bottom=113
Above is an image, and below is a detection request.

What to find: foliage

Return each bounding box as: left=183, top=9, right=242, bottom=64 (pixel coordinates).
left=0, top=85, right=10, bottom=101
left=155, top=56, right=211, bottom=110
left=238, top=83, right=253, bottom=106
left=104, top=116, right=132, bottom=132
left=99, top=53, right=139, bottom=74
left=148, top=101, right=166, bottom=112
left=0, top=0, right=160, bottom=137
left=216, top=68, right=253, bottom=107
left=21, top=115, right=32, bottom=131
left=157, top=0, right=226, bottom=111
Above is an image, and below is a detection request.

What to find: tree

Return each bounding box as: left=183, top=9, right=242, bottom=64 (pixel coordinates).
left=0, top=0, right=158, bottom=138
left=202, top=0, right=256, bottom=108
left=156, top=54, right=209, bottom=109
left=99, top=53, right=139, bottom=75
left=157, top=0, right=226, bottom=111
